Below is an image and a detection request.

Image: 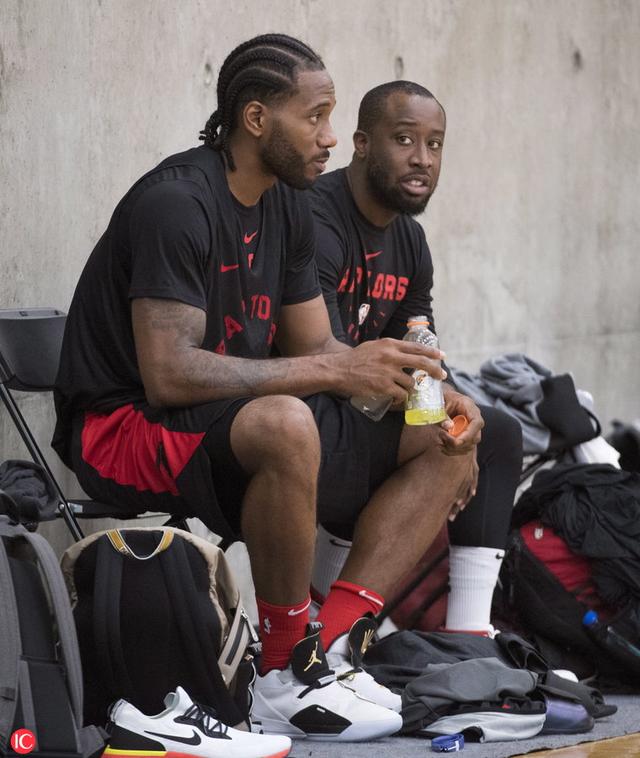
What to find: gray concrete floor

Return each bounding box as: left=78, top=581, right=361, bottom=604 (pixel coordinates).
left=287, top=695, right=637, bottom=757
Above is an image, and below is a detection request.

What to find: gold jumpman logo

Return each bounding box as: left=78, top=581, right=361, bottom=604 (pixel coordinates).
left=303, top=641, right=322, bottom=671
left=360, top=629, right=375, bottom=655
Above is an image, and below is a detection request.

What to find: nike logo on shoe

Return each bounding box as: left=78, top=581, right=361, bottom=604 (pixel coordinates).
left=244, top=230, right=258, bottom=244
left=144, top=729, right=201, bottom=745
left=358, top=590, right=383, bottom=607
left=220, top=263, right=240, bottom=272
left=288, top=598, right=311, bottom=616
left=364, top=250, right=382, bottom=260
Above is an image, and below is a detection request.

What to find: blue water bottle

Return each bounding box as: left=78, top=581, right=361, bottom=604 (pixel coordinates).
left=583, top=610, right=640, bottom=676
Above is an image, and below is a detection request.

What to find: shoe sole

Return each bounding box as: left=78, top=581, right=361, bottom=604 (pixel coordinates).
left=252, top=716, right=401, bottom=742
left=103, top=747, right=290, bottom=758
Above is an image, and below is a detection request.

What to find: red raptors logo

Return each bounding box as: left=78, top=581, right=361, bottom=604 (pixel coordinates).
left=11, top=729, right=36, bottom=754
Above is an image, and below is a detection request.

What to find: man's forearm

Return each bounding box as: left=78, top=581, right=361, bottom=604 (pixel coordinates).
left=133, top=298, right=443, bottom=408
left=148, top=347, right=346, bottom=407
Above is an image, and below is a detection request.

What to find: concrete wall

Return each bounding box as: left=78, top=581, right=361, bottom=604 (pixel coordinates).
left=1, top=0, right=639, bottom=555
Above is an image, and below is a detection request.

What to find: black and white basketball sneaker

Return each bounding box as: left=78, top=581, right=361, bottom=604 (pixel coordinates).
left=103, top=686, right=291, bottom=758
left=251, top=622, right=402, bottom=741
left=326, top=616, right=402, bottom=712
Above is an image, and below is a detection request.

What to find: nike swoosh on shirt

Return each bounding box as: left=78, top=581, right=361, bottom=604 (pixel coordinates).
left=144, top=729, right=201, bottom=745
left=220, top=263, right=240, bottom=272
left=358, top=589, right=384, bottom=607
left=288, top=598, right=312, bottom=616
left=364, top=250, right=383, bottom=260
left=244, top=230, right=258, bottom=244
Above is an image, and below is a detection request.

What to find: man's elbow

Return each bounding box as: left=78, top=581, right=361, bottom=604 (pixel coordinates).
left=143, top=379, right=171, bottom=408
left=140, top=365, right=181, bottom=408
left=144, top=386, right=169, bottom=408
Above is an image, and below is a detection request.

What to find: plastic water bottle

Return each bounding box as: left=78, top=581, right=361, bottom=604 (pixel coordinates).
left=350, top=393, right=392, bottom=422
left=404, top=316, right=447, bottom=426
left=583, top=610, right=640, bottom=675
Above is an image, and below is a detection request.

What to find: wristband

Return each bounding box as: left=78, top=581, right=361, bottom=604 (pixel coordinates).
left=431, top=733, right=465, bottom=752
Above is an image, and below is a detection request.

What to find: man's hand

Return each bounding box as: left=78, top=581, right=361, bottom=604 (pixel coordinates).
left=332, top=337, right=446, bottom=406
left=438, top=387, right=483, bottom=456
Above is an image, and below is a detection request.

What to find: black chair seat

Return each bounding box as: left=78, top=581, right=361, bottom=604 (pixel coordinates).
left=0, top=308, right=189, bottom=540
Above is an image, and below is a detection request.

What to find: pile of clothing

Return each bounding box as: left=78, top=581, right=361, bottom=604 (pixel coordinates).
left=362, top=630, right=616, bottom=742
left=450, top=354, right=599, bottom=455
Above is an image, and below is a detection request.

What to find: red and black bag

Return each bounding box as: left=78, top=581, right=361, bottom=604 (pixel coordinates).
left=498, top=519, right=639, bottom=686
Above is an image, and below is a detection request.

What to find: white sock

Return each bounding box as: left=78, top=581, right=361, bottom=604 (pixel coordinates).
left=445, top=545, right=505, bottom=632
left=311, top=525, right=352, bottom=601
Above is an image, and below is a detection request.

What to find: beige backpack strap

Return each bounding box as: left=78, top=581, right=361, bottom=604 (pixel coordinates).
left=218, top=606, right=257, bottom=685
left=176, top=531, right=256, bottom=684
left=106, top=529, right=174, bottom=560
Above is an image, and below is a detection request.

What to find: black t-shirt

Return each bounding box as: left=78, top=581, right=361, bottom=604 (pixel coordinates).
left=53, top=146, right=320, bottom=465
left=310, top=168, right=435, bottom=345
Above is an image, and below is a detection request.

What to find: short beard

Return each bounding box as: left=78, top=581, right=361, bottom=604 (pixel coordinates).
left=366, top=155, right=431, bottom=216
left=260, top=120, right=311, bottom=190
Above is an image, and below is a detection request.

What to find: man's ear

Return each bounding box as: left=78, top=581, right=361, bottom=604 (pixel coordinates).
left=352, top=129, right=369, bottom=159
left=242, top=101, right=268, bottom=138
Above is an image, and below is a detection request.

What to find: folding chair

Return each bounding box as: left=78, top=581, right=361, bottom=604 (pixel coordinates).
left=0, top=307, right=188, bottom=541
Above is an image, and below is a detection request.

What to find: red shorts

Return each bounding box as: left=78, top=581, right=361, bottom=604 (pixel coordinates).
left=70, top=394, right=404, bottom=540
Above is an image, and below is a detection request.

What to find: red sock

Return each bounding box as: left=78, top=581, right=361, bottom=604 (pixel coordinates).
left=316, top=580, right=384, bottom=650
left=256, top=596, right=310, bottom=674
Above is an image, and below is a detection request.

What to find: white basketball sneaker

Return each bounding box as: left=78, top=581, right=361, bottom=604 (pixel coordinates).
left=326, top=616, right=402, bottom=712
left=104, top=686, right=291, bottom=758
left=251, top=621, right=402, bottom=741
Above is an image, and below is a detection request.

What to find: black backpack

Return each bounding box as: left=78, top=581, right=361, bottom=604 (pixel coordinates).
left=498, top=520, right=640, bottom=689
left=0, top=506, right=105, bottom=758
left=607, top=420, right=640, bottom=472
left=61, top=527, right=256, bottom=729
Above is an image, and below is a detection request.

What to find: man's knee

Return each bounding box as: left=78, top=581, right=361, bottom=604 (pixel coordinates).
left=480, top=406, right=523, bottom=459
left=396, top=422, right=440, bottom=466
left=231, top=396, right=320, bottom=475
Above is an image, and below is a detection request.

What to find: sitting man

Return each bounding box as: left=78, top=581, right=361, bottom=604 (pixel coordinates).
left=310, top=80, right=523, bottom=635
left=53, top=36, right=478, bottom=741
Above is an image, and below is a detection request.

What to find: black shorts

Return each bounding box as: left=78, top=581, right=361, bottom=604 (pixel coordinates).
left=71, top=394, right=404, bottom=540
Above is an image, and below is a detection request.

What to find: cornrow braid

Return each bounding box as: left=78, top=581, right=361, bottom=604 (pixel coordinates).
left=199, top=33, right=324, bottom=170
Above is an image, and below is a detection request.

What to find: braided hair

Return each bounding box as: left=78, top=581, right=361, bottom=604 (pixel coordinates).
left=199, top=34, right=324, bottom=170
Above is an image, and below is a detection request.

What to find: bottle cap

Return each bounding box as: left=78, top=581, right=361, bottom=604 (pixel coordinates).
left=407, top=315, right=430, bottom=327
left=450, top=415, right=469, bottom=437
left=583, top=610, right=599, bottom=627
